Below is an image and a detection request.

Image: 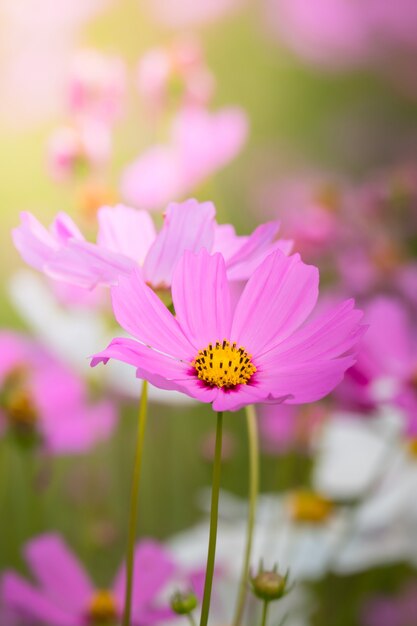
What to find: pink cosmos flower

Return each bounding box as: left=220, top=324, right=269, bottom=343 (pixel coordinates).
left=67, top=49, right=126, bottom=126
left=121, top=107, right=248, bottom=211
left=336, top=297, right=417, bottom=425
left=137, top=38, right=215, bottom=120
left=0, top=331, right=115, bottom=454
left=1, top=533, right=203, bottom=626
left=91, top=248, right=364, bottom=412
left=13, top=199, right=291, bottom=291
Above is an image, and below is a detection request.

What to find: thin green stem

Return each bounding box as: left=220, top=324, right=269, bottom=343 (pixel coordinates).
left=199, top=411, right=223, bottom=626
left=187, top=613, right=197, bottom=626
left=232, top=404, right=259, bottom=626
left=260, top=601, right=270, bottom=626
left=122, top=380, right=148, bottom=626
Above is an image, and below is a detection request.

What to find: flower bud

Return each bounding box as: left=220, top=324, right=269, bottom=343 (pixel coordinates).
left=250, top=567, right=288, bottom=602
left=170, top=591, right=198, bottom=615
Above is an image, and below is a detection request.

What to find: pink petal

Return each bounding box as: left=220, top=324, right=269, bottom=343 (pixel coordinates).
left=213, top=221, right=293, bottom=280
left=135, top=605, right=176, bottom=625
left=91, top=337, right=191, bottom=384
left=0, top=331, right=31, bottom=384
left=268, top=299, right=365, bottom=363
left=172, top=248, right=232, bottom=350
left=1, top=572, right=80, bottom=626
left=121, top=145, right=182, bottom=211
left=113, top=540, right=176, bottom=611
left=360, top=297, right=414, bottom=379
left=24, top=534, right=94, bottom=614
left=134, top=366, right=219, bottom=404
left=255, top=354, right=357, bottom=404
left=143, top=199, right=216, bottom=288
left=231, top=251, right=319, bottom=356
left=92, top=340, right=230, bottom=407
left=31, top=360, right=85, bottom=417
left=46, top=238, right=136, bottom=288
left=251, top=299, right=365, bottom=404
left=211, top=384, right=267, bottom=412
left=121, top=107, right=247, bottom=211
left=13, top=212, right=62, bottom=270
left=52, top=213, right=84, bottom=242
left=258, top=404, right=297, bottom=454
left=97, top=204, right=156, bottom=265
left=174, top=106, right=248, bottom=188
left=41, top=400, right=117, bottom=455
left=223, top=221, right=281, bottom=279
left=212, top=224, right=245, bottom=261
left=110, top=269, right=194, bottom=358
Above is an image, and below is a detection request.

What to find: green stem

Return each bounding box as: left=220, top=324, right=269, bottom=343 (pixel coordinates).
left=187, top=613, right=197, bottom=626
left=260, top=601, right=270, bottom=626
left=122, top=380, right=148, bottom=626
left=232, top=404, right=259, bottom=626
left=199, top=411, right=223, bottom=626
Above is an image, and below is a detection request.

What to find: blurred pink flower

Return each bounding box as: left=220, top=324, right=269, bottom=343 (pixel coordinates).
left=1, top=533, right=202, bottom=626
left=255, top=175, right=344, bottom=261
left=91, top=248, right=364, bottom=412
left=265, top=0, right=371, bottom=69
left=67, top=48, right=126, bottom=125
left=336, top=165, right=417, bottom=299
left=0, top=331, right=116, bottom=454
left=265, top=0, right=417, bottom=95
left=145, top=0, right=243, bottom=28
left=137, top=38, right=215, bottom=119
left=259, top=403, right=327, bottom=454
left=361, top=582, right=417, bottom=626
left=366, top=0, right=417, bottom=53
left=47, top=122, right=111, bottom=181
left=337, top=297, right=417, bottom=426
left=13, top=199, right=290, bottom=290
left=121, top=107, right=248, bottom=211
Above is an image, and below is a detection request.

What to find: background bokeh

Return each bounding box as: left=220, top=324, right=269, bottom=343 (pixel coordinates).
left=1, top=2, right=417, bottom=625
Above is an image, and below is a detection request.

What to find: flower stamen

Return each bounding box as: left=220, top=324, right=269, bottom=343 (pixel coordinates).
left=192, top=340, right=256, bottom=389
left=87, top=590, right=118, bottom=624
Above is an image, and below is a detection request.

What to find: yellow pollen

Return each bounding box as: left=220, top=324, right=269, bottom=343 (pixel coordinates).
left=87, top=590, right=118, bottom=624
left=192, top=340, right=256, bottom=389
left=287, top=490, right=334, bottom=524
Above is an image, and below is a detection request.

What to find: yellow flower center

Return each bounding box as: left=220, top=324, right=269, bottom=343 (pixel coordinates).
left=407, top=437, right=417, bottom=458
left=87, top=590, right=118, bottom=624
left=192, top=340, right=256, bottom=389
left=287, top=490, right=334, bottom=524
left=5, top=388, right=37, bottom=430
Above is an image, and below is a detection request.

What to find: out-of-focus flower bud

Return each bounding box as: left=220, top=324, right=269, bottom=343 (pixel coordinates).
left=250, top=565, right=289, bottom=602
left=170, top=591, right=198, bottom=615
